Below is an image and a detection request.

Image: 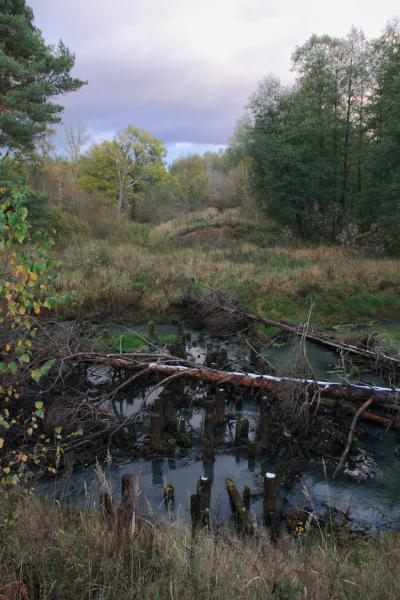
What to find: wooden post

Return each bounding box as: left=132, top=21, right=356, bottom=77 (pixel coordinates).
left=167, top=437, right=176, bottom=457
left=259, top=396, right=269, bottom=453
left=178, top=416, right=186, bottom=433
left=243, top=485, right=251, bottom=511
left=151, top=412, right=161, bottom=451
left=205, top=341, right=214, bottom=366
left=240, top=418, right=249, bottom=443
left=263, top=472, right=278, bottom=535
left=235, top=418, right=242, bottom=443
left=99, top=491, right=115, bottom=525
left=235, top=418, right=249, bottom=443
left=153, top=397, right=165, bottom=428
left=147, top=320, right=156, bottom=341
left=220, top=347, right=228, bottom=367
left=197, top=475, right=211, bottom=529
left=190, top=493, right=200, bottom=534
left=215, top=387, right=226, bottom=425
left=163, top=484, right=174, bottom=511
left=119, top=474, right=136, bottom=526
left=247, top=441, right=257, bottom=458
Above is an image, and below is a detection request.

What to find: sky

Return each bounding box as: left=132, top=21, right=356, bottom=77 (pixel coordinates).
left=29, top=0, right=399, bottom=163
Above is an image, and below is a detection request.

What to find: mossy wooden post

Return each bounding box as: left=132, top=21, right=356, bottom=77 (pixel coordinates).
left=151, top=412, right=161, bottom=451
left=259, top=395, right=269, bottom=453
left=197, top=475, right=212, bottom=529
left=167, top=437, right=176, bottom=457
left=215, top=387, right=226, bottom=425
left=243, top=485, right=251, bottom=511
left=240, top=418, right=249, bottom=443
left=226, top=478, right=251, bottom=534
left=203, top=400, right=215, bottom=461
left=235, top=418, right=242, bottom=443
left=100, top=490, right=116, bottom=525
left=263, top=472, right=278, bottom=536
left=164, top=484, right=174, bottom=511
left=120, top=474, right=136, bottom=527
left=220, top=347, right=228, bottom=367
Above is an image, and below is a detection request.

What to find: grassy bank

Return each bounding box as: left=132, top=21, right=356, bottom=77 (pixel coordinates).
left=56, top=207, right=400, bottom=327
left=2, top=491, right=400, bottom=599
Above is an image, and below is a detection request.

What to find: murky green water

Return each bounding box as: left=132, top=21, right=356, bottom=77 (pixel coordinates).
left=40, top=323, right=400, bottom=535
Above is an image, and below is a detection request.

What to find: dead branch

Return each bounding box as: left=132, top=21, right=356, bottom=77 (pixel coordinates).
left=333, top=398, right=374, bottom=479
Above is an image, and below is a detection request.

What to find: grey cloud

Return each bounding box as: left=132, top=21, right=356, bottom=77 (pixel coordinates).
left=29, top=0, right=399, bottom=152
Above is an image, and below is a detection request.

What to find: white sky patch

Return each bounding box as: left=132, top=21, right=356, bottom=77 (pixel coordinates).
left=29, top=0, right=399, bottom=147
left=166, top=142, right=228, bottom=164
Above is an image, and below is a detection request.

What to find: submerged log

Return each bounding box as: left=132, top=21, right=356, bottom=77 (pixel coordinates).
left=226, top=478, right=251, bottom=534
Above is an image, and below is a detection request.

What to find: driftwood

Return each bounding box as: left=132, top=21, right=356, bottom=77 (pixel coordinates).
left=333, top=398, right=374, bottom=479
left=73, top=353, right=400, bottom=405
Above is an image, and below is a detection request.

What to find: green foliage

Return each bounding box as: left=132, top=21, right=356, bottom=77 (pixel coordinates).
left=0, top=0, right=85, bottom=157
left=242, top=22, right=400, bottom=251
left=79, top=126, right=167, bottom=214
left=0, top=184, right=76, bottom=484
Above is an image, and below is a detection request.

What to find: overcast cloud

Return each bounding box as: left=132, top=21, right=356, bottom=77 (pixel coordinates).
left=29, top=0, right=399, bottom=161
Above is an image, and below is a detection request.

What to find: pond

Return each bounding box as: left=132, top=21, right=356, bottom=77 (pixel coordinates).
left=39, top=322, right=400, bottom=535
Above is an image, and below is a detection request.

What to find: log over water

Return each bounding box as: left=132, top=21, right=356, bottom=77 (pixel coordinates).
left=76, top=353, right=400, bottom=404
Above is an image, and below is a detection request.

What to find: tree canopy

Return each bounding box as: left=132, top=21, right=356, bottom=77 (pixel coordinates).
left=80, top=126, right=167, bottom=214
left=241, top=21, right=400, bottom=250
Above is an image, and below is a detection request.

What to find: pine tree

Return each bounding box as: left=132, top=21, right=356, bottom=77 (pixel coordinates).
left=0, top=0, right=85, bottom=157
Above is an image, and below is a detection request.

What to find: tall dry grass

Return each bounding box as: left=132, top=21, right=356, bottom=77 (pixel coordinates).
left=1, top=491, right=400, bottom=599
left=52, top=206, right=400, bottom=323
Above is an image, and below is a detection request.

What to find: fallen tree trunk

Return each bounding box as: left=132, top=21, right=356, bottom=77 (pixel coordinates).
left=319, top=397, right=400, bottom=429
left=73, top=353, right=400, bottom=404
left=197, top=286, right=400, bottom=371
left=245, top=312, right=400, bottom=371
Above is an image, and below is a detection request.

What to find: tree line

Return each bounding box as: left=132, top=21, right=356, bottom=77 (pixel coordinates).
left=236, top=22, right=400, bottom=251
left=1, top=1, right=399, bottom=253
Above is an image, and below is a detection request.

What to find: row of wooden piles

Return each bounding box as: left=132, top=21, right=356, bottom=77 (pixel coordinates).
left=100, top=471, right=279, bottom=538
left=148, top=387, right=270, bottom=460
